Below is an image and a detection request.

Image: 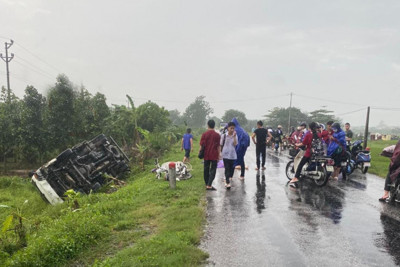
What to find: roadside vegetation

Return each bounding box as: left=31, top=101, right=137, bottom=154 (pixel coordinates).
left=368, top=140, right=398, bottom=178
left=0, top=141, right=208, bottom=266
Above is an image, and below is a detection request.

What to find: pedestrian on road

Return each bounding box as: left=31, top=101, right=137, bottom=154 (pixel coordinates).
left=200, top=120, right=221, bottom=191
left=251, top=121, right=272, bottom=171
left=221, top=122, right=238, bottom=189
left=232, top=118, right=250, bottom=180
left=181, top=128, right=193, bottom=163
left=327, top=123, right=347, bottom=180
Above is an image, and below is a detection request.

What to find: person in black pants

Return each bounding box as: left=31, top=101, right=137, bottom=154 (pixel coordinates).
left=200, top=120, right=221, bottom=190
left=379, top=139, right=400, bottom=201
left=221, top=122, right=238, bottom=189
left=251, top=121, right=272, bottom=171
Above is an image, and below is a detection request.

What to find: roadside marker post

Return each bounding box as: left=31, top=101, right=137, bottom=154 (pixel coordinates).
left=168, top=162, right=176, bottom=189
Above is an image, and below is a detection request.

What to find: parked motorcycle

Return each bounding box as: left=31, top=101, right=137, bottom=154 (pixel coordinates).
left=285, top=150, right=334, bottom=187
left=348, top=140, right=371, bottom=174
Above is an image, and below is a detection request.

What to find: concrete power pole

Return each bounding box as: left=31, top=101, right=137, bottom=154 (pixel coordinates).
left=363, top=106, right=370, bottom=149
left=287, top=92, right=293, bottom=134
left=0, top=40, right=14, bottom=101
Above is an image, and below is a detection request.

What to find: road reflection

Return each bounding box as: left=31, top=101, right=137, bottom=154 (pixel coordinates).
left=255, top=171, right=266, bottom=213
left=285, top=181, right=346, bottom=225
left=377, top=213, right=400, bottom=265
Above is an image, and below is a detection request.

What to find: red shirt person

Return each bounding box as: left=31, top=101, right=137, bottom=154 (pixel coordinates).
left=289, top=122, right=321, bottom=186
left=200, top=120, right=221, bottom=190
left=290, top=127, right=303, bottom=145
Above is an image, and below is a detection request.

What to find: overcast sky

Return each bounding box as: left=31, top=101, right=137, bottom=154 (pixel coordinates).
left=1, top=0, right=399, bottom=126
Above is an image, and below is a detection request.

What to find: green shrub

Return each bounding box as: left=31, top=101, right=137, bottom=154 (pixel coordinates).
left=4, top=212, right=109, bottom=267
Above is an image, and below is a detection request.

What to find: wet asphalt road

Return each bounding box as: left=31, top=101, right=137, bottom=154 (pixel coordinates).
left=200, top=143, right=400, bottom=267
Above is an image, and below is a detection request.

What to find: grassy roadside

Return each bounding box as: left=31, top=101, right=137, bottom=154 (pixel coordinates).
left=368, top=140, right=397, bottom=178
left=0, top=141, right=208, bottom=266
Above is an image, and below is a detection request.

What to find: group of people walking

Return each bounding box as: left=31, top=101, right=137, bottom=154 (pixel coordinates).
left=184, top=118, right=400, bottom=205
left=197, top=119, right=250, bottom=190
left=183, top=119, right=355, bottom=191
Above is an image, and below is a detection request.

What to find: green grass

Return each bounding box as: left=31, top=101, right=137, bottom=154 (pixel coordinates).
left=368, top=140, right=398, bottom=178
left=0, top=142, right=208, bottom=267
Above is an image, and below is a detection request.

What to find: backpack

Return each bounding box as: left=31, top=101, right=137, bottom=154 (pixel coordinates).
left=311, top=134, right=324, bottom=156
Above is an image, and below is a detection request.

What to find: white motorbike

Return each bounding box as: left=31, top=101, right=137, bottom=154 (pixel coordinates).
left=151, top=159, right=193, bottom=181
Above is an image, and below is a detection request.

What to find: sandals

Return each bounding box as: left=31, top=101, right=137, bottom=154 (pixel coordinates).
left=225, top=183, right=231, bottom=190
left=206, top=186, right=217, bottom=191
left=379, top=197, right=389, bottom=202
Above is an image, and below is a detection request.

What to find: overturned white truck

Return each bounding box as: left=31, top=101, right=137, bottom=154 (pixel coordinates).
left=31, top=134, right=130, bottom=205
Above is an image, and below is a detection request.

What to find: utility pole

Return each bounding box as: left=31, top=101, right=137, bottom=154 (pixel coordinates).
left=363, top=106, right=370, bottom=149
left=287, top=92, right=293, bottom=134
left=0, top=40, right=14, bottom=101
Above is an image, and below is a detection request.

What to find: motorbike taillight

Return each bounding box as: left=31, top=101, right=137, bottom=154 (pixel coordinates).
left=366, top=147, right=370, bottom=151
left=327, top=159, right=334, bottom=166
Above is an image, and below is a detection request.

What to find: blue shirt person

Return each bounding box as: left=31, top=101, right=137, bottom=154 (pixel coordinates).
left=181, top=128, right=193, bottom=162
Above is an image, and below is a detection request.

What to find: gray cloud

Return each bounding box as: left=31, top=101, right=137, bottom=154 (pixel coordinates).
left=0, top=0, right=399, bottom=126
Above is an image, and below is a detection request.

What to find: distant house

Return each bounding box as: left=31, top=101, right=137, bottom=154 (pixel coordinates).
left=370, top=133, right=396, bottom=141
left=382, top=135, right=392, bottom=141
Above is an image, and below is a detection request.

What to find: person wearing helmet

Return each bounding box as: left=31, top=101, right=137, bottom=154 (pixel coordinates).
left=327, top=123, right=347, bottom=180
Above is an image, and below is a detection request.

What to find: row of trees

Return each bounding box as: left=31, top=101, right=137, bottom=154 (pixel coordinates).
left=0, top=74, right=173, bottom=168
left=169, top=97, right=339, bottom=133
left=0, top=74, right=340, bottom=169
left=264, top=107, right=339, bottom=131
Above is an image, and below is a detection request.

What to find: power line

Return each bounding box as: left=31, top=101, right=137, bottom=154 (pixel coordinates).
left=14, top=41, right=62, bottom=74
left=336, top=107, right=366, bottom=116
left=210, top=93, right=289, bottom=104
left=294, top=93, right=366, bottom=107
left=13, top=59, right=54, bottom=80
left=110, top=93, right=290, bottom=105
left=371, top=107, right=400, bottom=111
left=9, top=73, right=33, bottom=85
left=15, top=55, right=57, bottom=77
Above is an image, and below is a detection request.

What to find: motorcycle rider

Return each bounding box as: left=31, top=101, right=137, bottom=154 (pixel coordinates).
left=379, top=139, right=400, bottom=202
left=319, top=123, right=329, bottom=155
left=274, top=125, right=284, bottom=151
left=327, top=123, right=347, bottom=180
left=290, top=126, right=303, bottom=145
left=326, top=121, right=334, bottom=139
left=289, top=122, right=321, bottom=187
left=300, top=122, right=308, bottom=141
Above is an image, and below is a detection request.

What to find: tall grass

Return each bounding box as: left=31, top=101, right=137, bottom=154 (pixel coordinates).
left=0, top=141, right=208, bottom=266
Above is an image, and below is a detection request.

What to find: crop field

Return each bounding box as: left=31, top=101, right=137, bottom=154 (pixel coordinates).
left=368, top=140, right=398, bottom=178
